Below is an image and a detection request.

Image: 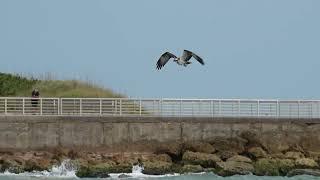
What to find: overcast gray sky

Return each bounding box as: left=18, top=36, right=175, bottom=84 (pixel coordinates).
left=1, top=0, right=320, bottom=99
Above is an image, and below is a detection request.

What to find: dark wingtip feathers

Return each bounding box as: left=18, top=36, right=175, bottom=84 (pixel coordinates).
left=156, top=60, right=162, bottom=70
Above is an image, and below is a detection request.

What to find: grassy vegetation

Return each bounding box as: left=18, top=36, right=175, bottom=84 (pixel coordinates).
left=0, top=72, right=123, bottom=98
left=0, top=73, right=38, bottom=96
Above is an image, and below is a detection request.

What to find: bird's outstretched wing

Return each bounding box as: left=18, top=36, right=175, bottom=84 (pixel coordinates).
left=181, top=50, right=193, bottom=62
left=183, top=50, right=205, bottom=65
left=156, top=52, right=177, bottom=70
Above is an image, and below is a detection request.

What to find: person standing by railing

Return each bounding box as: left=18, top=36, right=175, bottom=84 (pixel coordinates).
left=31, top=88, right=40, bottom=114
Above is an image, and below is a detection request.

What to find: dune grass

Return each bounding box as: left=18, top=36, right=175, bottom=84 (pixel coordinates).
left=34, top=80, right=123, bottom=98
left=0, top=72, right=123, bottom=98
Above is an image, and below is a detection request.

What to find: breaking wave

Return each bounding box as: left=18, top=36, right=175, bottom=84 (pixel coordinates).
left=0, top=159, right=77, bottom=178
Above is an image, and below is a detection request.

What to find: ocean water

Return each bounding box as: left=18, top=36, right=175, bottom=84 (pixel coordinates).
left=0, top=173, right=319, bottom=180
left=0, top=160, right=319, bottom=180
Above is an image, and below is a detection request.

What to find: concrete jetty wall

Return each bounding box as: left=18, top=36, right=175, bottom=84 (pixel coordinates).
left=0, top=116, right=319, bottom=153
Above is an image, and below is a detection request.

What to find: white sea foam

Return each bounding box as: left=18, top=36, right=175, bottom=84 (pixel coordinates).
left=109, top=164, right=180, bottom=179
left=0, top=159, right=77, bottom=178
left=0, top=160, right=183, bottom=179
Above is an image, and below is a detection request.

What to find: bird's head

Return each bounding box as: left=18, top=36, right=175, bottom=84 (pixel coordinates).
left=174, top=57, right=179, bottom=62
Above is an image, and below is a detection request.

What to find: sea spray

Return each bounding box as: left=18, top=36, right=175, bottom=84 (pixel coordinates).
left=48, top=159, right=77, bottom=177
left=109, top=164, right=145, bottom=179
left=0, top=159, right=77, bottom=178
left=132, top=164, right=144, bottom=174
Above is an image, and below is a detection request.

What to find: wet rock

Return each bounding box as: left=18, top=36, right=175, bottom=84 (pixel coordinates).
left=106, top=153, right=140, bottom=166
left=169, top=163, right=183, bottom=173
left=1, top=159, right=24, bottom=174
left=253, top=158, right=295, bottom=176
left=182, top=151, right=222, bottom=168
left=184, top=142, right=216, bottom=154
left=216, top=155, right=254, bottom=176
left=24, top=158, right=51, bottom=172
left=253, top=158, right=280, bottom=176
left=216, top=151, right=237, bottom=161
left=112, top=163, right=133, bottom=173
left=156, top=142, right=183, bottom=157
left=86, top=153, right=103, bottom=163
left=287, top=169, right=320, bottom=177
left=79, top=169, right=110, bottom=178
left=52, top=148, right=69, bottom=161
left=77, top=162, right=113, bottom=178
left=34, top=152, right=46, bottom=157
left=180, top=165, right=203, bottom=174
left=276, top=159, right=295, bottom=175
left=284, top=151, right=305, bottom=160
left=211, top=137, right=246, bottom=154
left=71, top=158, right=88, bottom=166
left=217, top=161, right=254, bottom=176
left=118, top=173, right=132, bottom=178
left=306, top=151, right=320, bottom=164
left=295, top=158, right=318, bottom=168
left=247, top=147, right=267, bottom=159
left=260, top=132, right=293, bottom=154
left=142, top=161, right=172, bottom=175
left=75, top=160, right=130, bottom=178
left=145, top=154, right=172, bottom=163
left=270, top=153, right=285, bottom=159
left=227, top=155, right=252, bottom=163
left=67, top=149, right=80, bottom=159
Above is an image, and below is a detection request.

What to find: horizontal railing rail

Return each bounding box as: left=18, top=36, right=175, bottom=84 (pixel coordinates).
left=0, top=97, right=320, bottom=118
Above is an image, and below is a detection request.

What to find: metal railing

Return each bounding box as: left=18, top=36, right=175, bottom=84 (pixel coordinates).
left=0, top=97, right=320, bottom=118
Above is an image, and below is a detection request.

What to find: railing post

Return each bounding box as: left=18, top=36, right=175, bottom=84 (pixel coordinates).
left=113, top=100, right=116, bottom=115
left=238, top=100, right=241, bottom=117
left=180, top=99, right=182, bottom=117
left=158, top=99, right=161, bottom=116
left=257, top=100, right=260, bottom=117
left=197, top=100, right=200, bottom=116
left=100, top=99, right=102, bottom=115
left=4, top=98, right=7, bottom=115
left=219, top=100, right=221, bottom=116
left=60, top=98, right=63, bottom=115
left=211, top=100, right=214, bottom=117
left=160, top=99, right=162, bottom=116
left=192, top=100, right=194, bottom=116
left=152, top=100, right=156, bottom=114
left=119, top=99, right=122, bottom=115
left=56, top=99, right=59, bottom=115
left=80, top=99, right=82, bottom=116
left=277, top=100, right=280, bottom=118
left=316, top=101, right=319, bottom=118
left=310, top=102, right=313, bottom=118
left=297, top=101, right=300, bottom=118
left=40, top=98, right=43, bottom=115
left=22, top=98, right=25, bottom=115
left=139, top=99, right=142, bottom=116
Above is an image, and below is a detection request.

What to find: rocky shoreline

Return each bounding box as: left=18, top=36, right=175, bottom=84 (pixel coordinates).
left=1, top=136, right=320, bottom=178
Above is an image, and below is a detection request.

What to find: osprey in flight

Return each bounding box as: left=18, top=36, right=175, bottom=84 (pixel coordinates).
left=156, top=50, right=204, bottom=70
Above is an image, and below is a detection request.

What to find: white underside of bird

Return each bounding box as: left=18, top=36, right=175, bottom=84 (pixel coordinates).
left=175, top=58, right=191, bottom=66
